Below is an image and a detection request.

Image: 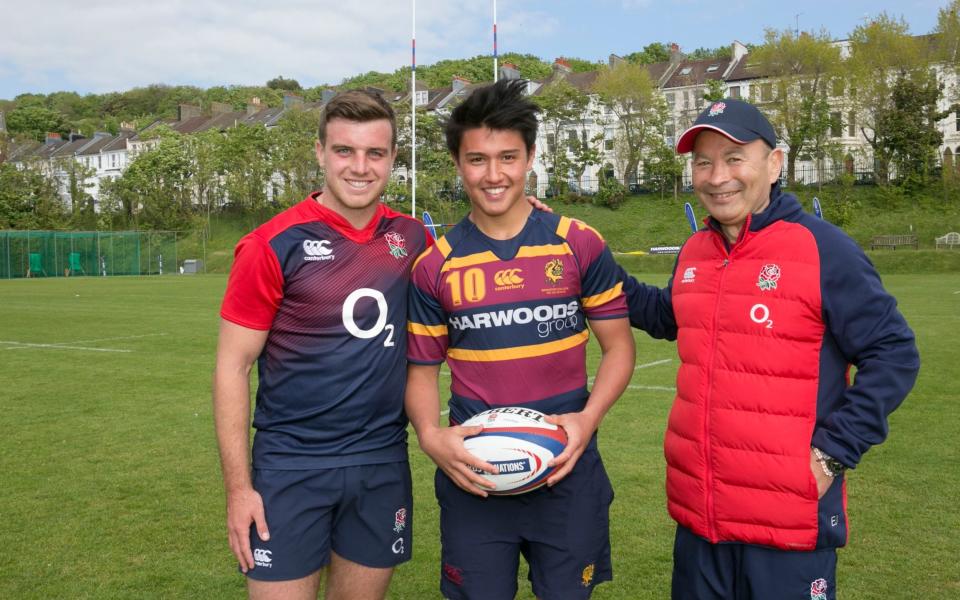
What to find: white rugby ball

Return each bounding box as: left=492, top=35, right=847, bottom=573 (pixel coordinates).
left=462, top=407, right=568, bottom=495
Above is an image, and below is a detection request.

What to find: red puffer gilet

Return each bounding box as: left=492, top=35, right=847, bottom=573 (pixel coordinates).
left=622, top=187, right=919, bottom=552
left=666, top=211, right=832, bottom=551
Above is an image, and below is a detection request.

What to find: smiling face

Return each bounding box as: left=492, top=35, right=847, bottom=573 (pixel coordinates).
left=455, top=126, right=535, bottom=234
left=691, top=131, right=783, bottom=243
left=315, top=117, right=396, bottom=225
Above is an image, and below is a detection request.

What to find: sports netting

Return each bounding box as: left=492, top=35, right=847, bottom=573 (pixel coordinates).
left=0, top=231, right=179, bottom=278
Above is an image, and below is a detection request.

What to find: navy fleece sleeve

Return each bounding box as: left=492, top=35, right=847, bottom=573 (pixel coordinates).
left=810, top=228, right=920, bottom=468
left=618, top=264, right=679, bottom=341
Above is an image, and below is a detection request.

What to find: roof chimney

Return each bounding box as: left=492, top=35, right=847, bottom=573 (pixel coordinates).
left=608, top=54, right=625, bottom=68
left=246, top=97, right=262, bottom=116
left=452, top=76, right=471, bottom=92
left=211, top=101, right=232, bottom=116
left=499, top=62, right=520, bottom=80
left=45, top=132, right=62, bottom=145
left=178, top=104, right=201, bottom=121
left=120, top=121, right=136, bottom=132
left=283, top=93, right=304, bottom=109
left=553, top=58, right=572, bottom=73
left=669, top=43, right=684, bottom=64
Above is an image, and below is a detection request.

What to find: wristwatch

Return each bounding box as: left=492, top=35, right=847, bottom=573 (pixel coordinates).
left=812, top=447, right=847, bottom=478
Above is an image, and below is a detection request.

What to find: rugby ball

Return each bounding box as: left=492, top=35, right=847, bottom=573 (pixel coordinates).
left=462, top=407, right=568, bottom=495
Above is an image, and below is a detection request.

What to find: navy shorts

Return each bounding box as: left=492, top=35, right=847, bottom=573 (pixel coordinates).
left=672, top=525, right=837, bottom=600
left=436, top=449, right=614, bottom=600
left=245, top=461, right=413, bottom=581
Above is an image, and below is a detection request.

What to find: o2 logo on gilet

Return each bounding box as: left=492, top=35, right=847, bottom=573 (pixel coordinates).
left=342, top=288, right=395, bottom=347
left=750, top=303, right=773, bottom=329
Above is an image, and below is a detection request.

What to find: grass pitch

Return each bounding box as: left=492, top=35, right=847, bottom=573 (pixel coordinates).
left=0, top=272, right=956, bottom=599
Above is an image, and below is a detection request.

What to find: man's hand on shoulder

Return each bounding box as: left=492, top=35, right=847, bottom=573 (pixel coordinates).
left=225, top=486, right=269, bottom=573
left=526, top=195, right=553, bottom=213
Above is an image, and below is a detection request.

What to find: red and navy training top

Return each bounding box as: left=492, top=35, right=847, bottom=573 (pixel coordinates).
left=221, top=193, right=429, bottom=469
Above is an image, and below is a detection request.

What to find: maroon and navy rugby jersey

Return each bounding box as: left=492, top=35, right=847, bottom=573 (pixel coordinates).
left=221, top=193, right=429, bottom=470
left=407, top=210, right=627, bottom=428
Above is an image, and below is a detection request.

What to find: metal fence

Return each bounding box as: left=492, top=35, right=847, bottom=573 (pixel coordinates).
left=0, top=231, right=179, bottom=279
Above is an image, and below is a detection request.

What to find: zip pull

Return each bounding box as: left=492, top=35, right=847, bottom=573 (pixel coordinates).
left=717, top=258, right=729, bottom=269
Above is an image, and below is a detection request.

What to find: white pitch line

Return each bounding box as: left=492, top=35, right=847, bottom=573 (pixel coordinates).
left=589, top=358, right=673, bottom=385
left=1, top=341, right=131, bottom=353
left=627, top=385, right=676, bottom=392
left=0, top=333, right=166, bottom=353
left=55, top=333, right=168, bottom=345
left=634, top=358, right=672, bottom=370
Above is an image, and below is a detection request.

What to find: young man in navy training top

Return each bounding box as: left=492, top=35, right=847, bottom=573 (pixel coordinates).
left=405, top=78, right=636, bottom=600
left=620, top=98, right=920, bottom=599
left=213, top=90, right=430, bottom=600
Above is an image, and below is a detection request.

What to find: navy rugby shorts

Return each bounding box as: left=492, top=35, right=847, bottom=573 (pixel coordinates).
left=244, top=461, right=413, bottom=581
left=436, top=449, right=614, bottom=600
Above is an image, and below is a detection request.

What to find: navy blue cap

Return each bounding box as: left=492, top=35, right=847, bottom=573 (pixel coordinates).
left=675, top=98, right=777, bottom=153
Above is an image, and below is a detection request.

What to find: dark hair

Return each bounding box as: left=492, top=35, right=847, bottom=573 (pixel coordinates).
left=445, top=79, right=539, bottom=159
left=318, top=89, right=397, bottom=147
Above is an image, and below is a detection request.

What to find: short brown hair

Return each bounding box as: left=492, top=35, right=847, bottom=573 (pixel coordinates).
left=318, top=89, right=397, bottom=148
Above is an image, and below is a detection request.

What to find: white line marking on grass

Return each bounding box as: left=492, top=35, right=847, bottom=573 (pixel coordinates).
left=589, top=358, right=673, bottom=385
left=59, top=333, right=169, bottom=345
left=0, top=333, right=166, bottom=353
left=635, top=358, right=672, bottom=370
left=1, top=341, right=131, bottom=353
left=627, top=385, right=676, bottom=392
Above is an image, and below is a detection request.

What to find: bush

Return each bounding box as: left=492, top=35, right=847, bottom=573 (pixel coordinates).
left=594, top=177, right=627, bottom=209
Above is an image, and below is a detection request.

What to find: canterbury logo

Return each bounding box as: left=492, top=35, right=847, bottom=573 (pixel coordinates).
left=494, top=269, right=524, bottom=286
left=303, top=240, right=332, bottom=256
left=253, top=548, right=273, bottom=566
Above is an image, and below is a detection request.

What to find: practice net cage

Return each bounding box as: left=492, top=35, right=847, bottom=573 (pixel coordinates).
left=0, top=231, right=179, bottom=279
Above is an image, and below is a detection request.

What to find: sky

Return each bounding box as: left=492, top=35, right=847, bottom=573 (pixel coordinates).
left=0, top=0, right=949, bottom=100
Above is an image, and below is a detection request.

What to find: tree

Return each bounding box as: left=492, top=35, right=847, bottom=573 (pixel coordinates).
left=643, top=138, right=686, bottom=198
left=848, top=14, right=927, bottom=184
left=532, top=79, right=591, bottom=194
left=108, top=126, right=196, bottom=229
left=752, top=28, right=842, bottom=185
left=58, top=158, right=97, bottom=228
left=0, top=162, right=66, bottom=229
left=876, top=72, right=947, bottom=186
left=625, top=43, right=671, bottom=65
left=270, top=108, right=323, bottom=206
left=593, top=62, right=668, bottom=185
left=703, top=79, right=726, bottom=102
left=935, top=0, right=960, bottom=65
left=6, top=106, right=67, bottom=141
left=266, top=76, right=302, bottom=92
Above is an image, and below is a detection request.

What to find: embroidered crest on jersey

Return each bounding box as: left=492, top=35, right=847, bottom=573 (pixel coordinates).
left=809, top=578, right=828, bottom=600
left=757, top=263, right=781, bottom=291
left=385, top=231, right=408, bottom=259
left=303, top=239, right=335, bottom=262
left=393, top=507, right=407, bottom=534
left=709, top=101, right=726, bottom=117
left=544, top=259, right=564, bottom=285
left=581, top=563, right=595, bottom=587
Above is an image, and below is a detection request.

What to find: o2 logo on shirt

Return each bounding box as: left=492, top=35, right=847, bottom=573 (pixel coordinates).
left=342, top=288, right=395, bottom=347
left=750, top=303, right=774, bottom=329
